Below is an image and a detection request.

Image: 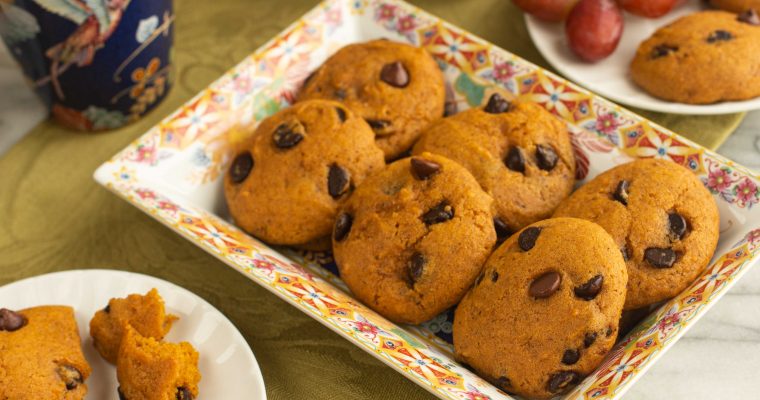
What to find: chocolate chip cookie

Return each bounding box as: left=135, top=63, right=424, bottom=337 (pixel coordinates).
left=453, top=218, right=627, bottom=399
left=299, top=39, right=446, bottom=160
left=413, top=94, right=576, bottom=241
left=224, top=99, right=385, bottom=250
left=332, top=153, right=496, bottom=324
left=0, top=306, right=92, bottom=399
left=553, top=158, right=720, bottom=310
left=630, top=10, right=760, bottom=104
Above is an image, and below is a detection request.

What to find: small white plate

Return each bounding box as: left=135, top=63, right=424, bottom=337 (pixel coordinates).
left=0, top=269, right=266, bottom=400
left=525, top=1, right=760, bottom=115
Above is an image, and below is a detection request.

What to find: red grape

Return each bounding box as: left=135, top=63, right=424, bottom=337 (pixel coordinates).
left=512, top=0, right=581, bottom=22
left=565, top=0, right=624, bottom=62
left=618, top=0, right=679, bottom=18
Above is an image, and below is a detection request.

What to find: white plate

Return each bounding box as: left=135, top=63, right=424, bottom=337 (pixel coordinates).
left=0, top=269, right=266, bottom=400
left=525, top=1, right=760, bottom=115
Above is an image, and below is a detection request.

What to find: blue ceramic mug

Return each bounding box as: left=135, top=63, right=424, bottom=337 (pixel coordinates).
left=0, top=0, right=173, bottom=131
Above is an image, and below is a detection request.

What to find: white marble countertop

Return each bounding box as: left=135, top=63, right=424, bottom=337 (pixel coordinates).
left=1, top=43, right=759, bottom=399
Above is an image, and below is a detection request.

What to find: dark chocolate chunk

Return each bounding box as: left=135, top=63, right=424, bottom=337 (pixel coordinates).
left=410, top=158, right=441, bottom=180
left=422, top=201, right=454, bottom=225
left=229, top=152, right=254, bottom=183
left=574, top=274, right=604, bottom=300
left=491, top=270, right=500, bottom=283
left=365, top=118, right=392, bottom=135
left=562, top=349, right=580, bottom=365
left=547, top=371, right=579, bottom=394
left=335, top=107, right=347, bottom=122
left=272, top=121, right=305, bottom=149
left=535, top=144, right=558, bottom=171
left=518, top=227, right=541, bottom=251
left=738, top=9, right=760, bottom=25
left=176, top=387, right=194, bottom=400
left=57, top=365, right=83, bottom=390
left=583, top=332, right=597, bottom=348
left=529, top=271, right=561, bottom=299
left=668, top=212, right=687, bottom=241
left=0, top=308, right=26, bottom=331
left=328, top=164, right=350, bottom=199
left=651, top=44, right=678, bottom=59
left=707, top=30, right=734, bottom=43
left=644, top=247, right=677, bottom=268
left=505, top=146, right=525, bottom=173
left=334, top=213, right=353, bottom=242
left=380, top=61, right=410, bottom=88
left=484, top=93, right=510, bottom=114
left=408, top=252, right=426, bottom=285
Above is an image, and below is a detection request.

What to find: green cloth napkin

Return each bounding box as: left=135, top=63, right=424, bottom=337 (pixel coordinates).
left=0, top=1, right=744, bottom=399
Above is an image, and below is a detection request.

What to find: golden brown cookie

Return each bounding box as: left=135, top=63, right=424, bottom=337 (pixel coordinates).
left=299, top=39, right=446, bottom=160
left=224, top=99, right=385, bottom=250
left=554, top=158, right=720, bottom=310
left=710, top=0, right=760, bottom=13
left=0, top=306, right=92, bottom=399
left=89, top=288, right=177, bottom=364
left=453, top=218, right=627, bottom=399
left=413, top=94, right=576, bottom=239
left=332, top=153, right=496, bottom=324
left=630, top=10, right=760, bottom=104
left=117, top=325, right=201, bottom=400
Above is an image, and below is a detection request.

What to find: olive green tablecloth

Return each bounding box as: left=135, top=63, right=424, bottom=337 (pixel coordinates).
left=0, top=1, right=745, bottom=399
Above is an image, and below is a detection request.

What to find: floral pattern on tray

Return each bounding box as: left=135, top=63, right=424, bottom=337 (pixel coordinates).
left=95, top=1, right=760, bottom=399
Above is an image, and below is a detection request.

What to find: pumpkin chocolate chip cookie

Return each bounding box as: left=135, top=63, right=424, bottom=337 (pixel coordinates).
left=413, top=94, right=576, bottom=242
left=0, top=306, right=92, bottom=399
left=553, top=158, right=720, bottom=310
left=224, top=99, right=385, bottom=250
left=630, top=10, right=760, bottom=104
left=453, top=218, right=627, bottom=400
left=299, top=39, right=446, bottom=160
left=332, top=153, right=496, bottom=324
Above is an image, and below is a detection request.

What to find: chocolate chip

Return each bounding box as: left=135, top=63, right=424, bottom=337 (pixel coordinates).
left=651, top=44, right=678, bottom=59
left=335, top=107, right=347, bottom=122
left=504, top=146, right=525, bottom=173
left=613, top=180, right=630, bottom=205
left=562, top=349, right=580, bottom=365
left=380, top=61, right=410, bottom=88
left=176, top=387, right=194, bottom=400
left=272, top=121, right=305, bottom=149
left=547, top=371, right=579, bottom=394
left=408, top=252, right=426, bottom=285
left=606, top=326, right=614, bottom=337
left=518, top=227, right=541, bottom=251
left=574, top=274, right=604, bottom=301
left=529, top=271, right=561, bottom=299
left=328, top=164, right=350, bottom=199
left=583, top=332, right=597, bottom=348
left=104, top=304, right=111, bottom=313
left=56, top=364, right=82, bottom=390
left=668, top=212, right=687, bottom=241
left=493, top=217, right=511, bottom=243
left=484, top=93, right=510, bottom=114
left=365, top=119, right=392, bottom=135
left=422, top=201, right=454, bottom=225
left=495, top=376, right=511, bottom=389
left=738, top=9, right=760, bottom=25
left=334, top=213, right=353, bottom=241
left=410, top=157, right=441, bottom=180
left=118, top=387, right=127, bottom=400
left=535, top=145, right=558, bottom=171
left=644, top=247, right=676, bottom=268
left=229, top=152, right=253, bottom=183
left=707, top=30, right=733, bottom=43
left=0, top=308, right=26, bottom=331
left=334, top=88, right=346, bottom=100
left=491, top=270, right=499, bottom=282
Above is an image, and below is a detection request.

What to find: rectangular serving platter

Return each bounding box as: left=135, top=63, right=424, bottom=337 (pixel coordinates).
left=94, top=1, right=760, bottom=398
